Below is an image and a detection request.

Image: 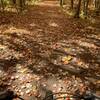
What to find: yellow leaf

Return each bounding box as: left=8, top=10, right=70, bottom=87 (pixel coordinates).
left=62, top=55, right=72, bottom=64
left=67, top=55, right=72, bottom=61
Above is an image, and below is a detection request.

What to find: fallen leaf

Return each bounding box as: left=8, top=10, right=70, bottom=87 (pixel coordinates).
left=77, top=60, right=83, bottom=66
left=96, top=80, right=100, bottom=84
left=62, top=55, right=72, bottom=64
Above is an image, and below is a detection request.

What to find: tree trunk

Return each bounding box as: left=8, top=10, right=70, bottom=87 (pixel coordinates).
left=11, top=0, right=16, bottom=5
left=95, top=0, right=100, bottom=15
left=71, top=0, right=74, bottom=9
left=83, top=0, right=89, bottom=18
left=0, top=0, right=4, bottom=11
left=95, top=0, right=100, bottom=9
left=60, top=0, right=66, bottom=7
left=74, top=0, right=82, bottom=18
left=17, top=0, right=25, bottom=12
left=60, top=0, right=63, bottom=7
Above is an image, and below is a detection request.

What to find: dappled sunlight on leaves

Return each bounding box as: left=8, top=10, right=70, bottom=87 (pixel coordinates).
left=49, top=22, right=59, bottom=27
left=0, top=0, right=100, bottom=99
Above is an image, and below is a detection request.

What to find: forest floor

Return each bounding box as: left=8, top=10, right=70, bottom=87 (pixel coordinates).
left=0, top=0, right=100, bottom=99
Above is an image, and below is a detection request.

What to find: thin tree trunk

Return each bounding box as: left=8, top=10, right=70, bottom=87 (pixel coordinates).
left=11, top=0, right=16, bottom=5
left=71, top=0, right=74, bottom=9
left=95, top=0, right=100, bottom=15
left=0, top=0, right=4, bottom=11
left=18, top=0, right=25, bottom=12
left=74, top=0, right=82, bottom=18
left=60, top=0, right=63, bottom=7
left=95, top=0, right=100, bottom=9
left=83, top=0, right=89, bottom=18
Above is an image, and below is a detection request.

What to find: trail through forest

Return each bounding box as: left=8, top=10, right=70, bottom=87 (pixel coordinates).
left=0, top=0, right=100, bottom=99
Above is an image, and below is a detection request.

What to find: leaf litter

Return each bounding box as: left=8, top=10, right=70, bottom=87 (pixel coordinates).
left=0, top=0, right=100, bottom=99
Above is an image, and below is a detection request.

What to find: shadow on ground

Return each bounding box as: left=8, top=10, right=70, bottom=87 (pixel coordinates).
left=0, top=2, right=100, bottom=96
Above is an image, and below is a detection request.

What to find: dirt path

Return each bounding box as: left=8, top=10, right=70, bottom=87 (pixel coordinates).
left=0, top=0, right=100, bottom=99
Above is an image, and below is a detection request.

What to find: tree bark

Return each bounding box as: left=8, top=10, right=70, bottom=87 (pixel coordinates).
left=17, top=0, right=26, bottom=12
left=83, top=0, right=89, bottom=18
left=60, top=0, right=63, bottom=7
left=11, top=0, right=16, bottom=5
left=74, top=0, right=82, bottom=18
left=71, top=0, right=74, bottom=9
left=95, top=0, right=100, bottom=15
left=0, top=0, right=4, bottom=11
